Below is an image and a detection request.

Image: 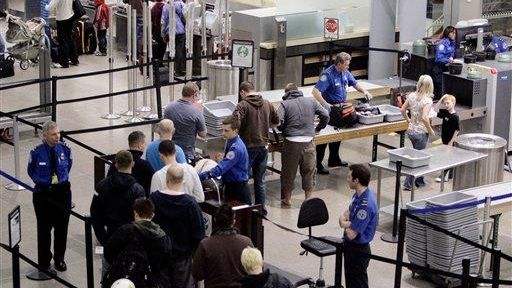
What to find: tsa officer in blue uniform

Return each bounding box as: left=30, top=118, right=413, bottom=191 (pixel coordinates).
left=339, top=164, right=378, bottom=288
left=27, top=121, right=72, bottom=272
left=199, top=116, right=251, bottom=205
left=487, top=35, right=508, bottom=53
left=433, top=26, right=456, bottom=99
left=312, top=52, right=373, bottom=175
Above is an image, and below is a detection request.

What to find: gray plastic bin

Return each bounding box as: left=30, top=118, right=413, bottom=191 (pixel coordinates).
left=388, top=147, right=432, bottom=168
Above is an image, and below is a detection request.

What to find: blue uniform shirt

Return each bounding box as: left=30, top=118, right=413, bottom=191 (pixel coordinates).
left=435, top=38, right=456, bottom=64
left=314, top=65, right=357, bottom=104
left=161, top=1, right=186, bottom=37
left=199, top=135, right=249, bottom=183
left=345, top=187, right=378, bottom=244
left=488, top=36, right=508, bottom=53
left=27, top=141, right=72, bottom=186
left=145, top=139, right=187, bottom=170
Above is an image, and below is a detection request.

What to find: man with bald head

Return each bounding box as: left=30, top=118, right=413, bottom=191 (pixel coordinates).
left=146, top=119, right=187, bottom=170
left=150, top=165, right=205, bottom=287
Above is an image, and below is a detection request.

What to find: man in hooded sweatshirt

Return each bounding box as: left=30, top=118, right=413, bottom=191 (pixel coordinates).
left=150, top=165, right=205, bottom=288
left=233, top=81, right=279, bottom=214
left=105, top=198, right=172, bottom=287
left=90, top=150, right=146, bottom=276
left=278, top=83, right=329, bottom=206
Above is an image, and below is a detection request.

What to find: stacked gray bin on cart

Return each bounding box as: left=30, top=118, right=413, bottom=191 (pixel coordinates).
left=453, top=133, right=507, bottom=190
left=406, top=200, right=428, bottom=267
left=203, top=100, right=236, bottom=136
left=425, top=192, right=480, bottom=275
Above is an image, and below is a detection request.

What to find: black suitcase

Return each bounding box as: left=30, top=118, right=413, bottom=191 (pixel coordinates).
left=0, top=57, right=15, bottom=78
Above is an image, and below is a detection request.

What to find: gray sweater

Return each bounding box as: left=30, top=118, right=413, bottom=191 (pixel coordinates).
left=278, top=90, right=329, bottom=138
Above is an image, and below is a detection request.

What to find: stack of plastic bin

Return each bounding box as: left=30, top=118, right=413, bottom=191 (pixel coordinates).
left=203, top=100, right=236, bottom=136
left=406, top=200, right=428, bottom=267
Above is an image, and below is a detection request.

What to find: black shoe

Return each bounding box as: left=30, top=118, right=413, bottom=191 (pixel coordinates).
left=54, top=259, right=67, bottom=272
left=317, top=165, right=330, bottom=175
left=70, top=60, right=79, bottom=66
left=328, top=159, right=348, bottom=167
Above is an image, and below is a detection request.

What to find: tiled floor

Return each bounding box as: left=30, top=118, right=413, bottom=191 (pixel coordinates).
left=1, top=51, right=511, bottom=288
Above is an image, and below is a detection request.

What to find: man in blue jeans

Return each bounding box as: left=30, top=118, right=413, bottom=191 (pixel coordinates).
left=233, top=82, right=279, bottom=214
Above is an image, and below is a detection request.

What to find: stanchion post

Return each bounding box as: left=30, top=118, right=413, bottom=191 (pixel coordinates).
left=334, top=241, right=343, bottom=288
left=393, top=208, right=407, bottom=288
left=51, top=76, right=57, bottom=121
left=5, top=117, right=26, bottom=191
left=138, top=2, right=150, bottom=112
left=122, top=5, right=133, bottom=116
left=491, top=250, right=500, bottom=288
left=382, top=160, right=401, bottom=243
left=461, top=258, right=471, bottom=288
left=84, top=217, right=94, bottom=288
left=153, top=59, right=163, bottom=119
left=12, top=245, right=20, bottom=288
left=250, top=209, right=258, bottom=248
left=102, top=5, right=120, bottom=120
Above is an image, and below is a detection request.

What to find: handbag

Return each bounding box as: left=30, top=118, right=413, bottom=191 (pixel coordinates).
left=0, top=57, right=15, bottom=78
left=328, top=102, right=358, bottom=128
left=72, top=0, right=86, bottom=22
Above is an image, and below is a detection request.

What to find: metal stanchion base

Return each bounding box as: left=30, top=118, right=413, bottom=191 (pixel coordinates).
left=101, top=113, right=121, bottom=119
left=136, top=106, right=152, bottom=112
left=4, top=183, right=26, bottom=191
left=125, top=117, right=145, bottom=123
left=381, top=233, right=399, bottom=243
left=26, top=268, right=55, bottom=281
left=120, top=110, right=139, bottom=116
left=143, top=113, right=159, bottom=119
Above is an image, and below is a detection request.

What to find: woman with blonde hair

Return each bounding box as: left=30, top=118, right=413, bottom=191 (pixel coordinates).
left=400, top=75, right=436, bottom=190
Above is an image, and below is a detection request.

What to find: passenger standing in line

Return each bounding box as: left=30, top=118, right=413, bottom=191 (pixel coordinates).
left=108, top=131, right=155, bottom=196
left=91, top=150, right=146, bottom=278
left=164, top=82, right=207, bottom=163
left=161, top=0, right=187, bottom=76
left=93, top=0, right=109, bottom=56
left=150, top=139, right=204, bottom=202
left=240, top=247, right=294, bottom=288
left=151, top=0, right=167, bottom=61
left=150, top=165, right=205, bottom=288
left=312, top=52, right=372, bottom=175
left=123, top=0, right=143, bottom=56
left=27, top=121, right=72, bottom=272
left=433, top=94, right=460, bottom=182
left=432, top=26, right=456, bottom=99
left=400, top=75, right=435, bottom=190
left=45, top=0, right=79, bottom=68
left=146, top=119, right=187, bottom=170
left=233, top=81, right=280, bottom=214
left=193, top=204, right=254, bottom=287
left=278, top=83, right=329, bottom=206
left=199, top=116, right=251, bottom=205
left=339, top=164, right=378, bottom=288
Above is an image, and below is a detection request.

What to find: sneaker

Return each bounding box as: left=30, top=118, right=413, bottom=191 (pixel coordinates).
left=435, top=174, right=450, bottom=183
left=52, top=63, right=63, bottom=68
left=403, top=185, right=412, bottom=191
left=95, top=51, right=107, bottom=56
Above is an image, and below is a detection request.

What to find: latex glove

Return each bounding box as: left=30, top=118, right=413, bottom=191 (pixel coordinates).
left=364, top=91, right=373, bottom=102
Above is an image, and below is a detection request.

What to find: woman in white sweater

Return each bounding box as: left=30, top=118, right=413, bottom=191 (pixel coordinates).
left=46, top=0, right=79, bottom=68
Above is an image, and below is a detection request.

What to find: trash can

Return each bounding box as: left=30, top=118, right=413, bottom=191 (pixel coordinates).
left=206, top=60, right=239, bottom=101
left=452, top=133, right=507, bottom=191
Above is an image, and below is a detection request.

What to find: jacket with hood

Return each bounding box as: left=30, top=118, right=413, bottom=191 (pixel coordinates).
left=278, top=89, right=329, bottom=138
left=108, top=149, right=155, bottom=197
left=234, top=93, right=279, bottom=148
left=94, top=0, right=109, bottom=30
left=240, top=269, right=294, bottom=288
left=150, top=192, right=205, bottom=259
left=105, top=220, right=172, bottom=287
left=90, top=172, right=146, bottom=245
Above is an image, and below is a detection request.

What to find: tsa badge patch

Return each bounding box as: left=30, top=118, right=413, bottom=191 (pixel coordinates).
left=320, top=74, right=328, bottom=82
left=438, top=44, right=445, bottom=51
left=226, top=151, right=235, bottom=160
left=357, top=209, right=367, bottom=220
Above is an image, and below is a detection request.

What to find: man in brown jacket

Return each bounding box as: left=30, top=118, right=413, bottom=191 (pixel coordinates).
left=233, top=82, right=279, bottom=215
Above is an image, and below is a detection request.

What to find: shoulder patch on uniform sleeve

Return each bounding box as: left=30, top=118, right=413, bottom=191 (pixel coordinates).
left=226, top=151, right=235, bottom=160
left=357, top=209, right=367, bottom=220
left=438, top=44, right=445, bottom=51
left=320, top=74, right=328, bottom=82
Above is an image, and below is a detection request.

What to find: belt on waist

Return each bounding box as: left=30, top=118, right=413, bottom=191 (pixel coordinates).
left=344, top=241, right=370, bottom=247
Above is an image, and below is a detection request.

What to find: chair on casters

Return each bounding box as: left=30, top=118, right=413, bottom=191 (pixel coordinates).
left=297, top=198, right=341, bottom=288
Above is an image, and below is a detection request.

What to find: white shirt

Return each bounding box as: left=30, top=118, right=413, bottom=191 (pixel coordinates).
left=150, top=163, right=205, bottom=202
left=46, top=0, right=74, bottom=21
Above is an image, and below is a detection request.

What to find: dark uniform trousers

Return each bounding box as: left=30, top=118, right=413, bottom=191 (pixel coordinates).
left=344, top=241, right=371, bottom=288
left=223, top=181, right=251, bottom=205
left=33, top=181, right=72, bottom=268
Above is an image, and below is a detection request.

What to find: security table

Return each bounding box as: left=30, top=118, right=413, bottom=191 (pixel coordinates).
left=369, top=145, right=487, bottom=243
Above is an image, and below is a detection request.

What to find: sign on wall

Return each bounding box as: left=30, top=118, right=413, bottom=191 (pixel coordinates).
left=231, top=40, right=254, bottom=68
left=324, top=18, right=339, bottom=39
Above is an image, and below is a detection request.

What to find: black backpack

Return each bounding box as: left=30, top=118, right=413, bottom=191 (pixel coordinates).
left=102, top=245, right=154, bottom=288
left=328, top=102, right=358, bottom=128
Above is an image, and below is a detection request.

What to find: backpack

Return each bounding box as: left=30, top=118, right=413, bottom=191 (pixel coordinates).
left=102, top=245, right=154, bottom=288
left=73, top=18, right=97, bottom=55
left=328, top=102, right=358, bottom=128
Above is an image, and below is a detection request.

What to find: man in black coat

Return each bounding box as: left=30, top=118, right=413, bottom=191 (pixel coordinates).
left=91, top=150, right=146, bottom=275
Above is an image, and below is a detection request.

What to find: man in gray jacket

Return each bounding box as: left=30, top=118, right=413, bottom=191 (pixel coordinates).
left=278, top=83, right=329, bottom=206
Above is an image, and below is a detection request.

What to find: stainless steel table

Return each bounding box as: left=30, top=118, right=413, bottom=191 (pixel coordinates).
left=370, top=145, right=488, bottom=207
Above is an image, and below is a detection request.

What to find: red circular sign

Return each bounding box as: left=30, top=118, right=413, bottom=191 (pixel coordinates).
left=325, top=19, right=338, bottom=33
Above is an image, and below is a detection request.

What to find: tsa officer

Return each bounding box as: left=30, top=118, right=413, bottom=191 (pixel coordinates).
left=339, top=164, right=378, bottom=288
left=433, top=26, right=456, bottom=99
left=199, top=115, right=251, bottom=205
left=487, top=35, right=508, bottom=53
left=27, top=121, right=72, bottom=272
left=312, top=52, right=373, bottom=175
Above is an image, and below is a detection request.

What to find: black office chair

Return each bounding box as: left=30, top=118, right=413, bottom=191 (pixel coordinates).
left=297, top=198, right=339, bottom=287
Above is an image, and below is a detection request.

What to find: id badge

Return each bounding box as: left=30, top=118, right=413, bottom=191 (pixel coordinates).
left=51, top=174, right=59, bottom=184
